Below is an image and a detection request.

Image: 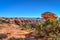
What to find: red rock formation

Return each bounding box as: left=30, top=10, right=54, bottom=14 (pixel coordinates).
left=42, top=12, right=58, bottom=20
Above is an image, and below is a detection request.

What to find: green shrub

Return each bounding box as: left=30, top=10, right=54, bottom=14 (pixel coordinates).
left=9, top=37, right=15, bottom=40
left=0, top=33, right=7, bottom=38
left=24, top=22, right=31, bottom=29
left=9, top=37, right=24, bottom=40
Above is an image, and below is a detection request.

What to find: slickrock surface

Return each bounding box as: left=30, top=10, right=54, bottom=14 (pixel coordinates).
left=0, top=23, right=31, bottom=40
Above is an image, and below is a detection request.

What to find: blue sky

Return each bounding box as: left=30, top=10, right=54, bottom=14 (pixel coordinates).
left=0, top=0, right=60, bottom=18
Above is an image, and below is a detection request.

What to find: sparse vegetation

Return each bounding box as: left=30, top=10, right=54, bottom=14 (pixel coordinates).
left=0, top=33, right=7, bottom=39
left=33, top=18, right=60, bottom=40
left=9, top=37, right=24, bottom=40
left=0, top=12, right=60, bottom=40
left=24, top=22, right=31, bottom=29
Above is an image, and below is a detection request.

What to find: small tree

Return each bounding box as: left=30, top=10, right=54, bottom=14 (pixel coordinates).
left=44, top=18, right=59, bottom=39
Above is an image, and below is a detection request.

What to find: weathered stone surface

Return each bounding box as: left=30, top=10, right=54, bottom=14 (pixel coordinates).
left=0, top=24, right=31, bottom=40
left=42, top=12, right=58, bottom=20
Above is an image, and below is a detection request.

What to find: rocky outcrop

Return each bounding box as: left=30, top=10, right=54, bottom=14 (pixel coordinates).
left=0, top=17, right=40, bottom=26
left=42, top=12, right=58, bottom=20
left=0, top=17, right=41, bottom=40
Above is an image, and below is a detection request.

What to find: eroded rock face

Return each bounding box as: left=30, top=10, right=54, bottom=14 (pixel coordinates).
left=0, top=17, right=41, bottom=40
left=14, top=18, right=25, bottom=26
left=42, top=12, right=58, bottom=20
left=0, top=17, right=40, bottom=26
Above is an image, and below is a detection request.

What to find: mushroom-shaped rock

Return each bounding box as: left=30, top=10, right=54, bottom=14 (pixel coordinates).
left=42, top=12, right=58, bottom=20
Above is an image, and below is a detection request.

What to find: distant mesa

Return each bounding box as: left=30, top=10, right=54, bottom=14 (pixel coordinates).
left=41, top=12, right=58, bottom=20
